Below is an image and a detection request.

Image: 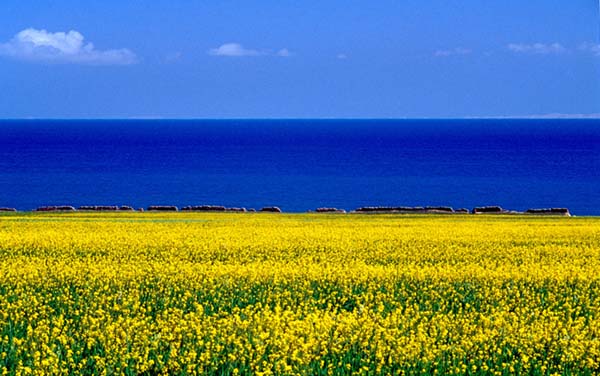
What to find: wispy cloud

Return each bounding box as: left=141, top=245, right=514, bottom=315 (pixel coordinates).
left=276, top=48, right=291, bottom=57
left=208, top=43, right=261, bottom=57
left=533, top=113, right=600, bottom=119
left=507, top=43, right=566, bottom=54
left=434, top=47, right=471, bottom=57
left=336, top=53, right=348, bottom=60
left=579, top=42, right=600, bottom=56
left=0, top=28, right=137, bottom=65
left=208, top=43, right=291, bottom=57
left=466, top=113, right=600, bottom=119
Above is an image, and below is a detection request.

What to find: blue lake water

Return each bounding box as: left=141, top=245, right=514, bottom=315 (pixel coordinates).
left=1, top=119, right=599, bottom=215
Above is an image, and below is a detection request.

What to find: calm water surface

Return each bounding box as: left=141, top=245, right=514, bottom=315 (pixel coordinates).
left=1, top=119, right=599, bottom=214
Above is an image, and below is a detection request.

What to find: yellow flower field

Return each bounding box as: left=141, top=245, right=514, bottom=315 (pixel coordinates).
left=0, top=212, right=599, bottom=375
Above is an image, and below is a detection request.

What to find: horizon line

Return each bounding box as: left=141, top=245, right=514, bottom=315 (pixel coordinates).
left=2, top=115, right=600, bottom=121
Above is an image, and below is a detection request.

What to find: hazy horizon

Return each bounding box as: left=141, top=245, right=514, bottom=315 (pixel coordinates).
left=4, top=115, right=600, bottom=120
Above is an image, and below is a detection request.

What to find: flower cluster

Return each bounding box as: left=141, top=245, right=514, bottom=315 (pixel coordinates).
left=0, top=213, right=599, bottom=375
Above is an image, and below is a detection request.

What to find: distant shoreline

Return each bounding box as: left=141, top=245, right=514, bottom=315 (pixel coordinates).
left=0, top=205, right=574, bottom=216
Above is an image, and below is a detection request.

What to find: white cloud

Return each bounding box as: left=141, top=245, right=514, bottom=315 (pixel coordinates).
left=507, top=43, right=566, bottom=54
left=276, top=48, right=291, bottom=57
left=579, top=42, right=600, bottom=56
left=208, top=43, right=291, bottom=57
left=336, top=53, right=348, bottom=59
left=0, top=28, right=137, bottom=65
left=208, top=43, right=261, bottom=57
left=434, top=47, right=471, bottom=57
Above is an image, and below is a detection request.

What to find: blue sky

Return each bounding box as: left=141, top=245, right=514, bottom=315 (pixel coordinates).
left=0, top=0, right=598, bottom=118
